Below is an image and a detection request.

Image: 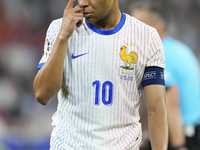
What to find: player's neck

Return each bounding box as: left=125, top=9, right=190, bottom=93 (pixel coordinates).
left=93, top=9, right=122, bottom=30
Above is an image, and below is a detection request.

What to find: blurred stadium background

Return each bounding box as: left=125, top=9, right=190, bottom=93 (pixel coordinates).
left=0, top=0, right=200, bottom=149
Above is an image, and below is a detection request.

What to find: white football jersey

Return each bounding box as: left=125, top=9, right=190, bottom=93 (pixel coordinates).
left=38, top=12, right=165, bottom=150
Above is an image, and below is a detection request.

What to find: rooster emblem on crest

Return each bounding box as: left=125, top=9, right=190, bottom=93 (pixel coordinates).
left=120, top=46, right=138, bottom=70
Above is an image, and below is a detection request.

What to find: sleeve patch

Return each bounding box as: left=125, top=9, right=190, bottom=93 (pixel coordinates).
left=142, top=67, right=165, bottom=87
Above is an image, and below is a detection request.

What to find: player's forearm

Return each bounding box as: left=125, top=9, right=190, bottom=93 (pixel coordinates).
left=33, top=37, right=69, bottom=105
left=148, top=103, right=168, bottom=150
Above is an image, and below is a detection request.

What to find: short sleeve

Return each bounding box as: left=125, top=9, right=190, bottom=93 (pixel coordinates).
left=37, top=20, right=61, bottom=69
left=146, top=29, right=165, bottom=69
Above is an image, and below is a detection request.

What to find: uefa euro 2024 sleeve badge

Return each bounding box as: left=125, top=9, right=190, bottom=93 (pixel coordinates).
left=43, top=39, right=50, bottom=56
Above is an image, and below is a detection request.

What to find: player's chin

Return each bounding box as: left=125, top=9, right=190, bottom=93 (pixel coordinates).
left=84, top=17, right=95, bottom=23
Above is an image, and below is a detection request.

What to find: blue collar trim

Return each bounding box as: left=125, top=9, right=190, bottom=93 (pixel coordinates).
left=85, top=12, right=126, bottom=35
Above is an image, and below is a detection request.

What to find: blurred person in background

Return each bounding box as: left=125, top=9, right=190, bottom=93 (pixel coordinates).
left=0, top=0, right=57, bottom=149
left=130, top=1, right=200, bottom=150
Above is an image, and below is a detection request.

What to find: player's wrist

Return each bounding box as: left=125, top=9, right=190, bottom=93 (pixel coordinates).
left=57, top=31, right=71, bottom=41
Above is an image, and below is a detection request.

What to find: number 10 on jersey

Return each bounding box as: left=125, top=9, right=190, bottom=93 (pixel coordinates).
left=92, top=80, right=114, bottom=106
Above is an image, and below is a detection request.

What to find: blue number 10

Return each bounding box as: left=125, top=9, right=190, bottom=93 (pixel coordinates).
left=92, top=80, right=114, bottom=106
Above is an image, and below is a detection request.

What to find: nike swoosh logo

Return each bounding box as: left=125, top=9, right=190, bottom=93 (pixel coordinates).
left=71, top=53, right=88, bottom=59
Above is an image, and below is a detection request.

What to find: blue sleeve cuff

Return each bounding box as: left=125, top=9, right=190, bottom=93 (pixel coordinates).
left=37, top=63, right=45, bottom=70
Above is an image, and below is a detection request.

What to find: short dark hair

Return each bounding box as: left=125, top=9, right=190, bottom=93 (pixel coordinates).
left=130, top=1, right=170, bottom=30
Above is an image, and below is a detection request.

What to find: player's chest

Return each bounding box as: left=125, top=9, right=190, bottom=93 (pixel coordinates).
left=67, top=35, right=146, bottom=76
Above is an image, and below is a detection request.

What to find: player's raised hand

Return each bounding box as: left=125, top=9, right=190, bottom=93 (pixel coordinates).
left=58, top=0, right=83, bottom=40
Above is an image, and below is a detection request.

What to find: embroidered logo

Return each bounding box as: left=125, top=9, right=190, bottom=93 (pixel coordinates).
left=120, top=45, right=138, bottom=70
left=71, top=53, right=88, bottom=59
left=119, top=43, right=138, bottom=81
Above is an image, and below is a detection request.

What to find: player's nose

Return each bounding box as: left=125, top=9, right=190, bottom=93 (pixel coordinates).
left=78, top=0, right=89, bottom=8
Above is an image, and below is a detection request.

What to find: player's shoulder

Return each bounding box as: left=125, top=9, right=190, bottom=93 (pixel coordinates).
left=52, top=18, right=63, bottom=23
left=124, top=13, right=156, bottom=33
left=47, top=18, right=63, bottom=32
left=45, top=18, right=63, bottom=35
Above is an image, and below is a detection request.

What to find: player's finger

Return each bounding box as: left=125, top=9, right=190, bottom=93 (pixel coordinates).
left=73, top=5, right=83, bottom=13
left=74, top=15, right=83, bottom=27
left=66, top=0, right=77, bottom=10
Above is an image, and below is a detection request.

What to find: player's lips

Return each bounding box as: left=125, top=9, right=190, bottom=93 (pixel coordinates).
left=83, top=13, right=91, bottom=18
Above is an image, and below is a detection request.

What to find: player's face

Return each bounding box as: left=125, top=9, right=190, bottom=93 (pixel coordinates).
left=78, top=0, right=116, bottom=24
